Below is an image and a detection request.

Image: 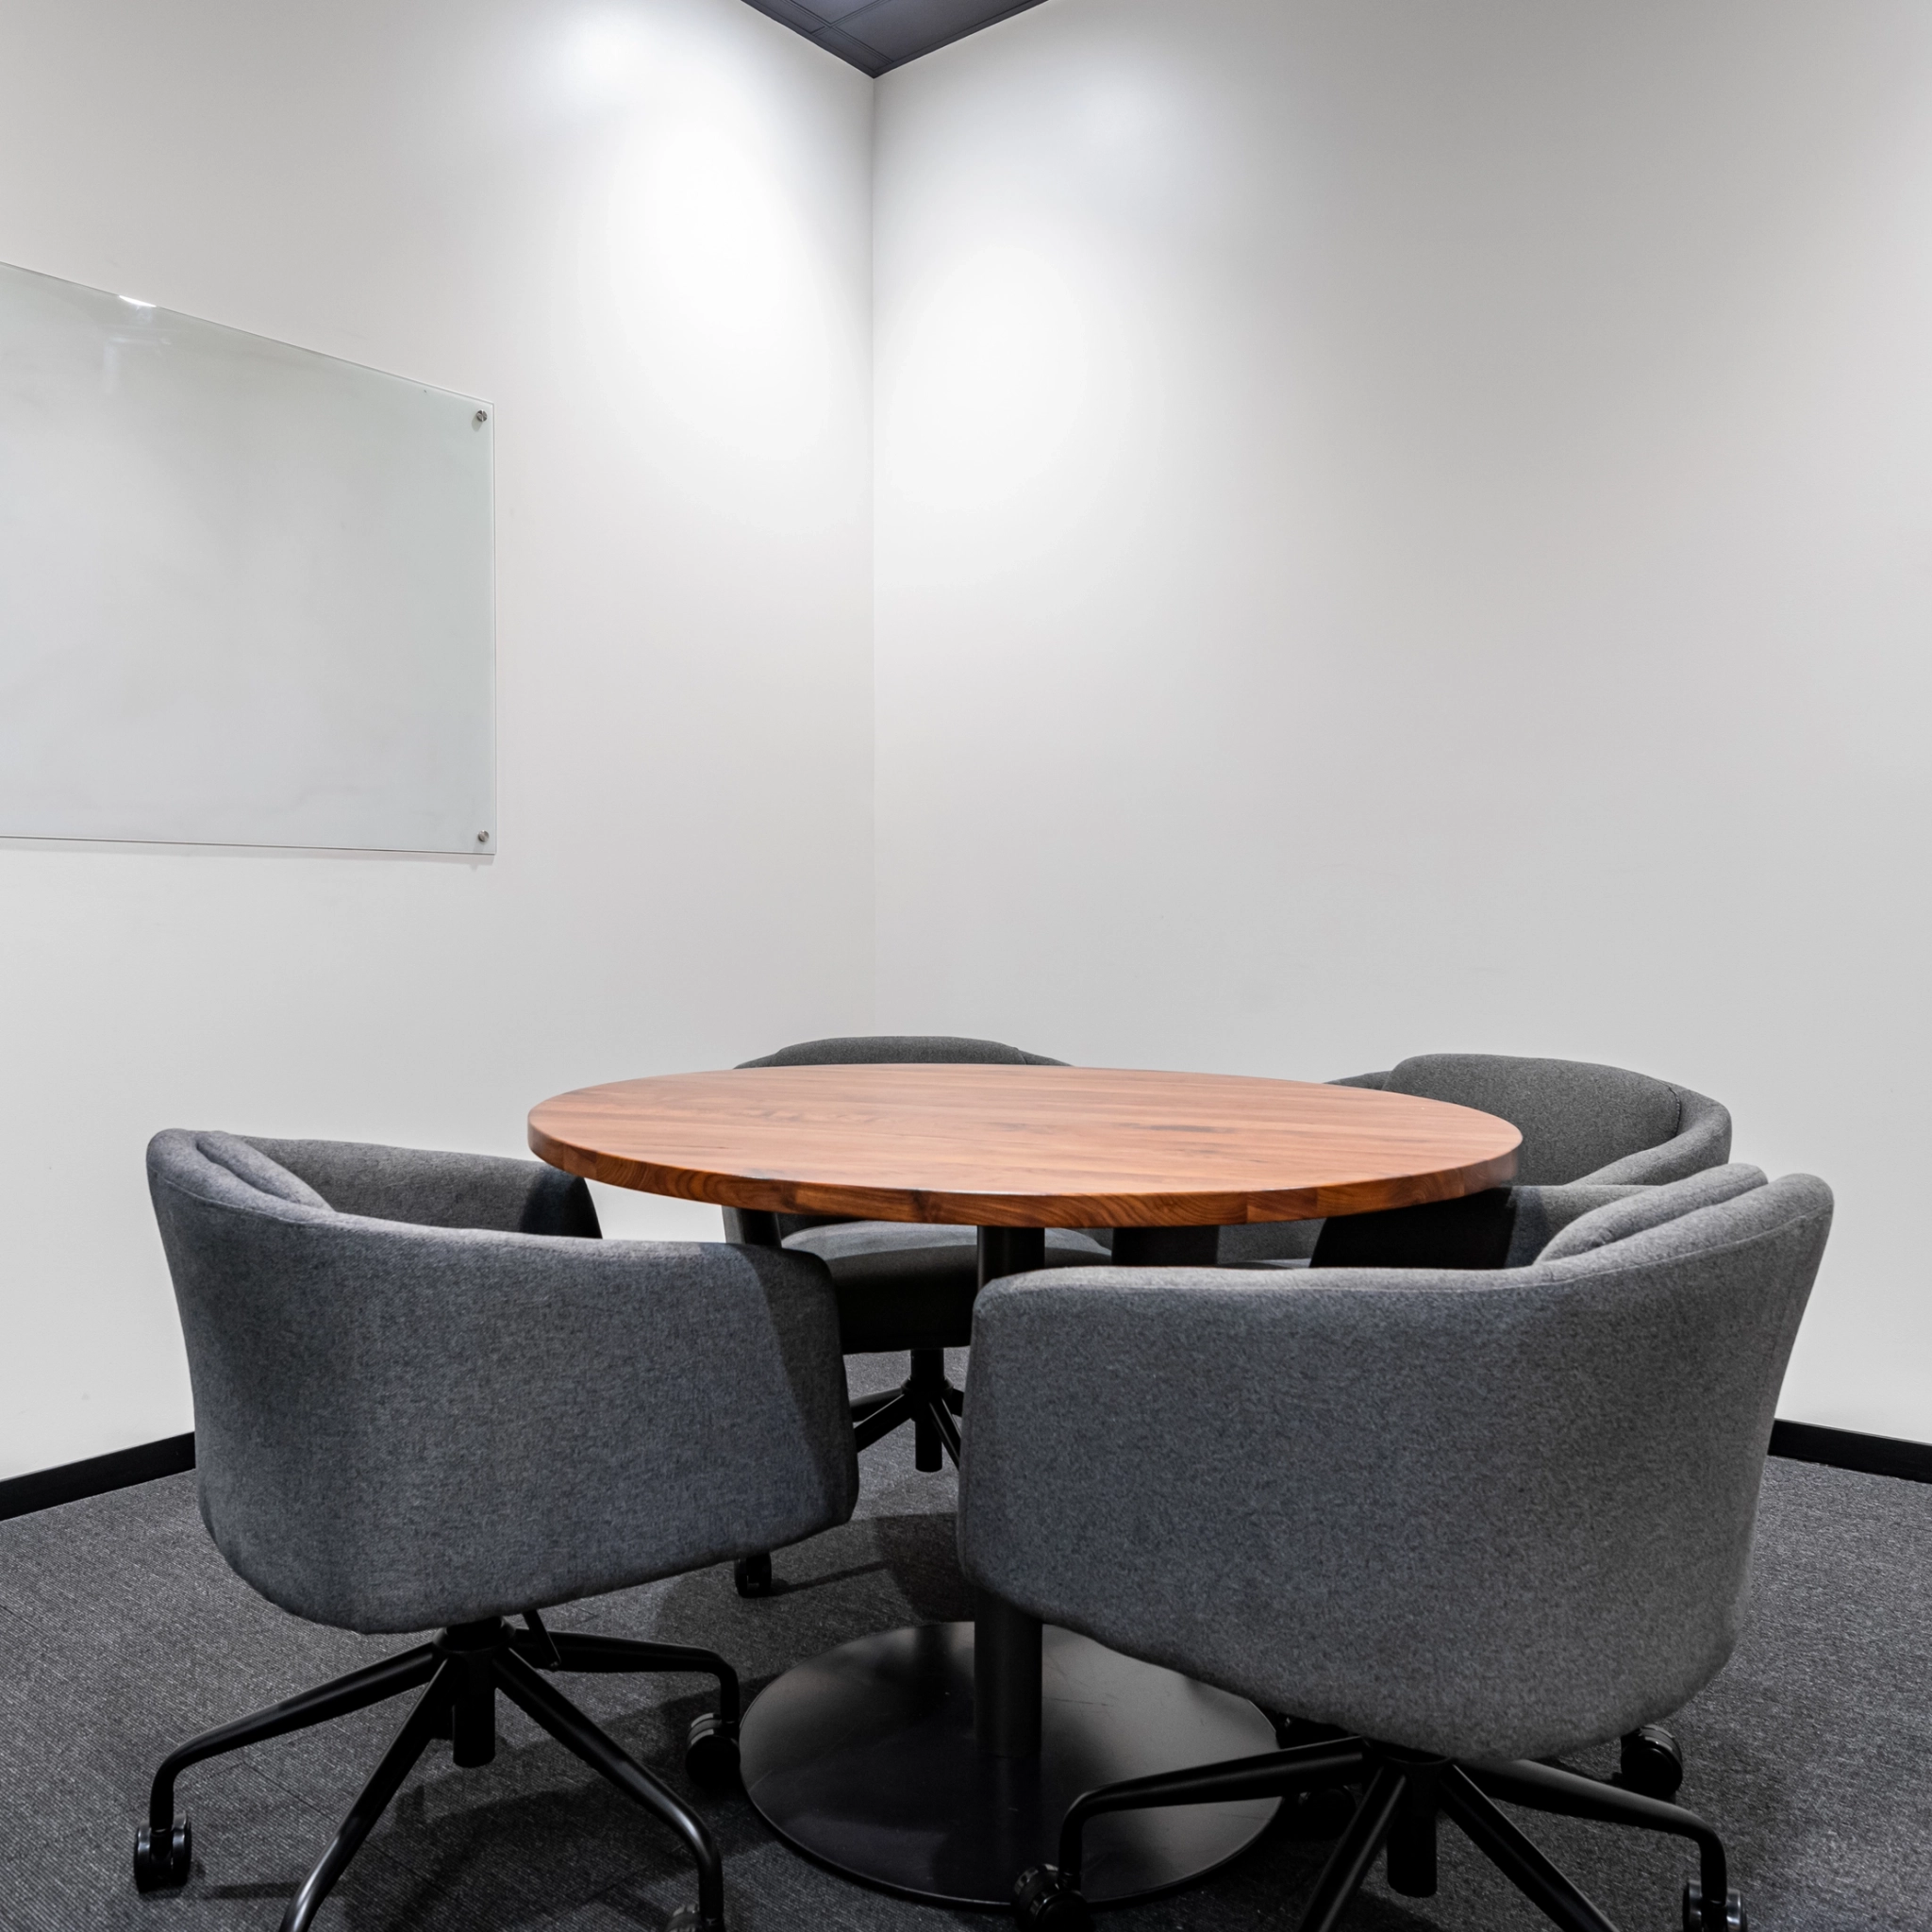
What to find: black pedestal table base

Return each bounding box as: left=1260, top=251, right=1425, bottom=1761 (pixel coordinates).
left=738, top=1622, right=1279, bottom=1907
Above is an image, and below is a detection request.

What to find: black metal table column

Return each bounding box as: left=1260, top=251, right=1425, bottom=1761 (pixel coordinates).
left=736, top=1220, right=1278, bottom=1908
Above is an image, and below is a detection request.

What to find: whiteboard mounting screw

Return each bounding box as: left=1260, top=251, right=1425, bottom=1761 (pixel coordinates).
left=477, top=831, right=490, bottom=844
left=475, top=408, right=489, bottom=425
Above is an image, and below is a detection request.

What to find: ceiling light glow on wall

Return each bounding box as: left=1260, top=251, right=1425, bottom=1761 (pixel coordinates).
left=559, top=10, right=659, bottom=107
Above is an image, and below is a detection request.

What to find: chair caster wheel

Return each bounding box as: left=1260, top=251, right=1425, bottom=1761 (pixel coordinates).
left=1290, top=1782, right=1358, bottom=1839
left=1013, top=1865, right=1091, bottom=1930
left=686, top=1711, right=741, bottom=1791
left=133, top=1818, right=192, bottom=1891
left=733, top=1554, right=774, bottom=1598
left=666, top=1907, right=724, bottom=1932
left=1616, top=1724, right=1685, bottom=1800
left=1684, top=1879, right=1746, bottom=1931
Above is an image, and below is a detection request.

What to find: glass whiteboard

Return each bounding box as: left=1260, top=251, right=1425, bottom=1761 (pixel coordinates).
left=0, top=260, right=493, bottom=853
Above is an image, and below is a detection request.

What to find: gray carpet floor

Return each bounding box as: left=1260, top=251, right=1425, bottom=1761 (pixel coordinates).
left=4, top=1352, right=1928, bottom=1932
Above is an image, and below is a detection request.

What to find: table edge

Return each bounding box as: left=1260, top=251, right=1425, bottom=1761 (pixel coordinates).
left=525, top=1118, right=1521, bottom=1227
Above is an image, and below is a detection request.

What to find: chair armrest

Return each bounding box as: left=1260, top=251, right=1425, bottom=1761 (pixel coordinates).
left=1498, top=1184, right=1647, bottom=1263
left=1579, top=1087, right=1731, bottom=1185
left=248, top=1138, right=600, bottom=1237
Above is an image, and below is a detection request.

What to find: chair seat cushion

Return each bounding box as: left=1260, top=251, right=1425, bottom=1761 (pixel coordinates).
left=784, top=1224, right=1110, bottom=1353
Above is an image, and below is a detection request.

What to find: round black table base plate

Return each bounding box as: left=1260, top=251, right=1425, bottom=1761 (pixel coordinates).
left=740, top=1622, right=1280, bottom=1909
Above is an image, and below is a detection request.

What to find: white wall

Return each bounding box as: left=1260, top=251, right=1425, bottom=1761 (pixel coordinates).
left=6, top=0, right=1926, bottom=1476
left=874, top=0, right=1932, bottom=1439
left=0, top=0, right=875, bottom=1479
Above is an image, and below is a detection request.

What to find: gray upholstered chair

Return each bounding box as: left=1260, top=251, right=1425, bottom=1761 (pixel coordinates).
left=1219, top=1052, right=1734, bottom=1269
left=963, top=1168, right=1831, bottom=1932
left=722, top=1035, right=1108, bottom=1595
left=139, top=1131, right=858, bottom=1932
left=1344, top=1053, right=1732, bottom=1183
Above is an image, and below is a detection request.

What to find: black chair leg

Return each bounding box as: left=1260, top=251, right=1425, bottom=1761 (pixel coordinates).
left=851, top=1391, right=916, bottom=1452
left=532, top=1624, right=743, bottom=1790
left=1012, top=1742, right=1374, bottom=1931
left=908, top=1347, right=950, bottom=1471
left=538, top=1630, right=741, bottom=1721
left=1062, top=1740, right=1368, bottom=1887
left=1297, top=1763, right=1409, bottom=1932
left=135, top=1616, right=749, bottom=1921
left=1439, top=1769, right=1618, bottom=1932
left=1014, top=1728, right=1739, bottom=1932
left=135, top=1643, right=440, bottom=1891
left=1466, top=1756, right=1739, bottom=1930
left=497, top=1649, right=726, bottom=1931
left=281, top=1661, right=458, bottom=1932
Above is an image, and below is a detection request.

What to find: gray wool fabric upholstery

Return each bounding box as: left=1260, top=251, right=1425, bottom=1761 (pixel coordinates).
left=1538, top=1163, right=1767, bottom=1262
left=249, top=1135, right=602, bottom=1237
left=737, top=1035, right=1065, bottom=1070
left=1216, top=1055, right=1729, bottom=1265
left=1304, top=1166, right=1766, bottom=1272
left=1216, top=1218, right=1322, bottom=1266
left=1244, top=1052, right=1738, bottom=1265
left=148, top=1131, right=858, bottom=1636
left=960, top=1174, right=1832, bottom=1764
left=1375, top=1053, right=1732, bottom=1186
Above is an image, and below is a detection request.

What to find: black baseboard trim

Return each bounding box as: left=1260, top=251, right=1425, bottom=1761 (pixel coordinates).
left=1769, top=1420, right=1932, bottom=1485
left=0, top=1433, right=195, bottom=1524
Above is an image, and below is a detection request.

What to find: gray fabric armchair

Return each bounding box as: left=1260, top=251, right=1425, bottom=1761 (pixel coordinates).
left=140, top=1130, right=858, bottom=1932
left=1221, top=1052, right=1734, bottom=1269
left=721, top=1035, right=1107, bottom=1595
left=963, top=1171, right=1831, bottom=1932
left=1346, top=1053, right=1732, bottom=1184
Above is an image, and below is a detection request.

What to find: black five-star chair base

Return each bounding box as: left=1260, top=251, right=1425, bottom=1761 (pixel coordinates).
left=1012, top=1729, right=1745, bottom=1932
left=132, top=1610, right=741, bottom=1932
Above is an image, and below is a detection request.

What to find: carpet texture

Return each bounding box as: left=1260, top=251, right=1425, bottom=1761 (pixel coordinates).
left=2, top=1350, right=1926, bottom=1931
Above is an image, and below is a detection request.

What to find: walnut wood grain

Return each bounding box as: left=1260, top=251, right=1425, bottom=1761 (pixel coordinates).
left=528, top=1065, right=1520, bottom=1228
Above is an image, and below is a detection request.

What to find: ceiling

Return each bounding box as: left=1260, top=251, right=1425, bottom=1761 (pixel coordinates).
left=741, top=0, right=1048, bottom=77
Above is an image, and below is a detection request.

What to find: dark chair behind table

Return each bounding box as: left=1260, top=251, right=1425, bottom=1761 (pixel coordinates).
left=139, top=1130, right=858, bottom=1932
left=963, top=1167, right=1831, bottom=1932
left=1219, top=1050, right=1734, bottom=1269
left=720, top=1035, right=1108, bottom=1597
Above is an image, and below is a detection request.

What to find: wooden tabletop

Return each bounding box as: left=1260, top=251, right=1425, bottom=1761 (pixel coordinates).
left=527, top=1065, right=1521, bottom=1228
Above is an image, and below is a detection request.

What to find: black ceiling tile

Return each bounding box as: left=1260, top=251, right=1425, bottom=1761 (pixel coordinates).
left=744, top=0, right=1049, bottom=75
left=811, top=22, right=892, bottom=74
left=740, top=0, right=840, bottom=34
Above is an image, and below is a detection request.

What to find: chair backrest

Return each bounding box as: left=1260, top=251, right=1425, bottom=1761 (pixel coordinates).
left=738, top=1034, right=1062, bottom=1069
left=727, top=1035, right=1065, bottom=1241
left=1375, top=1052, right=1729, bottom=1185
left=148, top=1131, right=856, bottom=1635
left=960, top=1173, right=1832, bottom=1763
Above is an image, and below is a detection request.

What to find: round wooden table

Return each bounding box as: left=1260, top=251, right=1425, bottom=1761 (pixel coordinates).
left=529, top=1065, right=1519, bottom=1909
